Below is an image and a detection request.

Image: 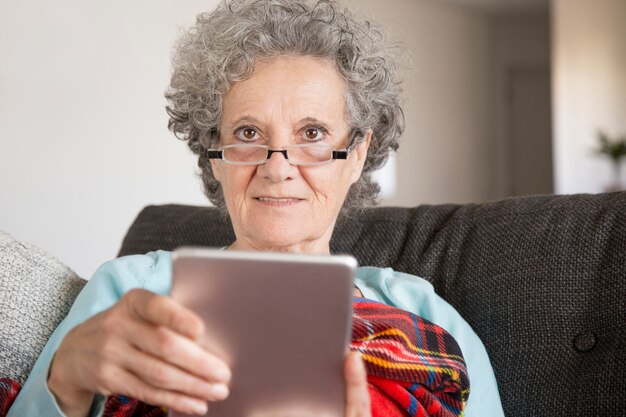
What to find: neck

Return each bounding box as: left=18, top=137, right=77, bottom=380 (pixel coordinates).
left=227, top=238, right=331, bottom=255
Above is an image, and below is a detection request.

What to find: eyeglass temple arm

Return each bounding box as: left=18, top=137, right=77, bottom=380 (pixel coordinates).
left=333, top=129, right=363, bottom=159
left=207, top=150, right=223, bottom=159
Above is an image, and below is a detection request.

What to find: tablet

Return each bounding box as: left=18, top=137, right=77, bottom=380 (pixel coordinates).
left=170, top=247, right=357, bottom=417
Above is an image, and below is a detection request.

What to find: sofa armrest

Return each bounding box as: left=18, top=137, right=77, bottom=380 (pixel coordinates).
left=0, top=231, right=86, bottom=384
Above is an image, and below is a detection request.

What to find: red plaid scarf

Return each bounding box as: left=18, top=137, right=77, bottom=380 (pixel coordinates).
left=0, top=379, right=20, bottom=417
left=353, top=298, right=469, bottom=417
left=0, top=298, right=469, bottom=417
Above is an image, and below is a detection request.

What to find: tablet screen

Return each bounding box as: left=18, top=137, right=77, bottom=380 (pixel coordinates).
left=170, top=248, right=356, bottom=417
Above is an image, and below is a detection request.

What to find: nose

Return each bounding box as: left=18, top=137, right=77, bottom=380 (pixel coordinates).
left=257, top=148, right=296, bottom=183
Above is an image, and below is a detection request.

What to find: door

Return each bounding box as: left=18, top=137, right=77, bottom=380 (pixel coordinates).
left=508, top=67, right=553, bottom=196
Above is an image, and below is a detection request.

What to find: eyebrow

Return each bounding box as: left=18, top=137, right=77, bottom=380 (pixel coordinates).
left=228, top=116, right=262, bottom=127
left=225, top=116, right=334, bottom=133
left=298, top=117, right=332, bottom=130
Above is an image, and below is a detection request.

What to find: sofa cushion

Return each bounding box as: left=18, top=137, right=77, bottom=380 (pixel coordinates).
left=0, top=231, right=86, bottom=384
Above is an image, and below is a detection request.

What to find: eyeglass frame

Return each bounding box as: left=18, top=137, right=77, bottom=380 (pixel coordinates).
left=206, top=128, right=364, bottom=166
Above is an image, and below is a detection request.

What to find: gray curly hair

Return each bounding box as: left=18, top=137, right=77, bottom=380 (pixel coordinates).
left=166, top=0, right=404, bottom=213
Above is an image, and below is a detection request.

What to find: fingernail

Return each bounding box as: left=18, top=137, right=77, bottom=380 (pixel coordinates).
left=214, top=366, right=231, bottom=382
left=352, top=352, right=366, bottom=375
left=210, top=383, right=230, bottom=400
left=189, top=400, right=208, bottom=415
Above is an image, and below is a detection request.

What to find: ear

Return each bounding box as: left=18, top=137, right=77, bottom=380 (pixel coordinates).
left=349, top=129, right=372, bottom=184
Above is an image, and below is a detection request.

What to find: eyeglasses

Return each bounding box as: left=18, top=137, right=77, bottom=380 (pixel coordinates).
left=207, top=130, right=362, bottom=166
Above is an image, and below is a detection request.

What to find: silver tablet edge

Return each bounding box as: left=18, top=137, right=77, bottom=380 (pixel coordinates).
left=172, top=246, right=359, bottom=270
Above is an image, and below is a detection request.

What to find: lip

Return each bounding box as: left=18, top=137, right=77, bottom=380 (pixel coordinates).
left=254, top=196, right=304, bottom=207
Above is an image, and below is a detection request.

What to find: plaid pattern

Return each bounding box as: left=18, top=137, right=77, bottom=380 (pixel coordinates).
left=0, top=298, right=468, bottom=417
left=0, top=378, right=20, bottom=417
left=102, top=396, right=165, bottom=417
left=352, top=298, right=470, bottom=417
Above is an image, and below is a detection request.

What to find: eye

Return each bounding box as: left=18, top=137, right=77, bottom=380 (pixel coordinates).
left=235, top=126, right=260, bottom=142
left=302, top=126, right=326, bottom=141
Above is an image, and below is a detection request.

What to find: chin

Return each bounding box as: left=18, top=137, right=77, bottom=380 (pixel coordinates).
left=246, top=223, right=324, bottom=252
left=258, top=230, right=310, bottom=249
left=233, top=206, right=335, bottom=251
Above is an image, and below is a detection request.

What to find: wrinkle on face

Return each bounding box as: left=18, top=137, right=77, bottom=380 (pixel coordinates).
left=214, top=55, right=369, bottom=253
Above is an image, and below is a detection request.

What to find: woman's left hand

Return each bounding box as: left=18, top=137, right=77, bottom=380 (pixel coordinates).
left=344, top=352, right=371, bottom=417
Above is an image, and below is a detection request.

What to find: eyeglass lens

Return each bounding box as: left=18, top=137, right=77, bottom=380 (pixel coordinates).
left=223, top=145, right=333, bottom=165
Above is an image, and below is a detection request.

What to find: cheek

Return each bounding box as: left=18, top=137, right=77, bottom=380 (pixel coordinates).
left=220, top=166, right=257, bottom=203
left=304, top=165, right=354, bottom=207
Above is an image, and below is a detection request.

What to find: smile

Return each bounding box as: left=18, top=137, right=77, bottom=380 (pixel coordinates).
left=255, top=197, right=303, bottom=206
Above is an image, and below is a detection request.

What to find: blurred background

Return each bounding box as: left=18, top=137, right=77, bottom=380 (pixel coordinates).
left=1, top=0, right=625, bottom=277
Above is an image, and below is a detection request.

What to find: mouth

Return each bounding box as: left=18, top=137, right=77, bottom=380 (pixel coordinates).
left=254, top=196, right=304, bottom=206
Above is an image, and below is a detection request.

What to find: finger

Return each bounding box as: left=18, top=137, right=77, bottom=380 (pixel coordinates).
left=102, top=366, right=210, bottom=416
left=124, top=289, right=205, bottom=340
left=345, top=352, right=371, bottom=417
left=117, top=339, right=229, bottom=402
left=120, top=317, right=231, bottom=384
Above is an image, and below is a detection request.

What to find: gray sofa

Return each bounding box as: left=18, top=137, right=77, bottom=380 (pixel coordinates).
left=118, top=192, right=626, bottom=417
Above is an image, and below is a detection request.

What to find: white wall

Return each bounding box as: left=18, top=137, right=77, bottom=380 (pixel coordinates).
left=346, top=0, right=493, bottom=207
left=1, top=0, right=498, bottom=277
left=552, top=0, right=626, bottom=193
left=0, top=0, right=217, bottom=277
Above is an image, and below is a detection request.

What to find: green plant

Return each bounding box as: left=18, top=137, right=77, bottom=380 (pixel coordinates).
left=596, top=130, right=626, bottom=187
left=597, top=130, right=626, bottom=163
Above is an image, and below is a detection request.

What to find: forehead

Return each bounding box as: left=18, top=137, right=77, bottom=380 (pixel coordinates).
left=221, top=56, right=348, bottom=127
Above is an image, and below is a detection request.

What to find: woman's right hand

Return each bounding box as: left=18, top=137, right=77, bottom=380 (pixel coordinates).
left=48, top=288, right=231, bottom=417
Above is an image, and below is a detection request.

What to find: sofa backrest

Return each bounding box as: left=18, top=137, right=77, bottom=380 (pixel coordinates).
left=118, top=192, right=626, bottom=417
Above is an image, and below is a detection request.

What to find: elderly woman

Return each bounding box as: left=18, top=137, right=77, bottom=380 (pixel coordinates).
left=8, top=1, right=504, bottom=416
